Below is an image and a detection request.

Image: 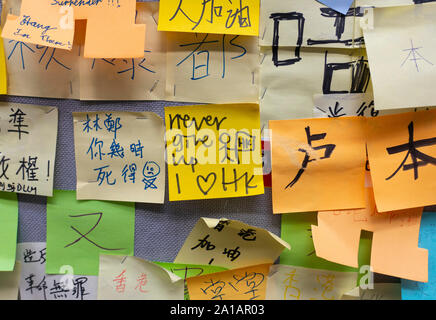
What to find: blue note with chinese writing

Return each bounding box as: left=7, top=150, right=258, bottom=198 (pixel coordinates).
left=317, top=0, right=354, bottom=15
left=402, top=212, right=436, bottom=300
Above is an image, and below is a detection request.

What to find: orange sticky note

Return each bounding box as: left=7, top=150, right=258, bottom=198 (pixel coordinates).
left=366, top=109, right=436, bottom=212
left=270, top=117, right=366, bottom=214
left=187, top=264, right=270, bottom=300
left=312, top=186, right=427, bottom=282
left=1, top=0, right=146, bottom=58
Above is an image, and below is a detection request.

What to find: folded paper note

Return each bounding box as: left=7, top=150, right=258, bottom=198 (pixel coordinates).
left=98, top=255, right=184, bottom=300
left=366, top=109, right=436, bottom=212
left=1, top=0, right=146, bottom=58
left=46, top=190, right=135, bottom=276
left=175, top=217, right=290, bottom=269
left=0, top=192, right=18, bottom=271
left=270, top=116, right=366, bottom=213
left=0, top=262, right=20, bottom=300
left=265, top=264, right=357, bottom=300
left=158, top=0, right=260, bottom=36
left=0, top=103, right=58, bottom=196
left=362, top=3, right=436, bottom=110
left=165, top=104, right=264, bottom=201
left=187, top=263, right=270, bottom=300
left=73, top=111, right=165, bottom=204
left=402, top=212, right=436, bottom=300
left=17, top=242, right=98, bottom=300
left=312, top=186, right=427, bottom=282
left=280, top=212, right=371, bottom=272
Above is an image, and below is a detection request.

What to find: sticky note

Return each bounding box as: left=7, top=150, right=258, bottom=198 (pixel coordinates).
left=175, top=218, right=290, bottom=269
left=154, top=262, right=227, bottom=300
left=165, top=32, right=259, bottom=104
left=366, top=109, right=436, bottom=212
left=266, top=264, right=357, bottom=300
left=270, top=117, right=366, bottom=213
left=312, top=186, right=428, bottom=282
left=187, top=264, right=270, bottom=300
left=98, top=255, right=184, bottom=300
left=0, top=262, right=21, bottom=300
left=17, top=242, right=98, bottom=300
left=402, top=212, right=436, bottom=299
left=46, top=190, right=135, bottom=276
left=165, top=104, right=264, bottom=201
left=0, top=103, right=58, bottom=197
left=362, top=3, right=436, bottom=110
left=1, top=0, right=146, bottom=58
left=317, top=0, right=355, bottom=15
left=280, top=212, right=371, bottom=273
left=73, top=111, right=165, bottom=204
left=0, top=192, right=18, bottom=271
left=341, top=283, right=402, bottom=300
left=158, top=0, right=260, bottom=36
left=0, top=27, right=7, bottom=95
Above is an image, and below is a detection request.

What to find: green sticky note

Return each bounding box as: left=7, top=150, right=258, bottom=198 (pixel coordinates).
left=155, top=261, right=228, bottom=300
left=0, top=192, right=18, bottom=271
left=280, top=212, right=372, bottom=277
left=46, top=190, right=135, bottom=276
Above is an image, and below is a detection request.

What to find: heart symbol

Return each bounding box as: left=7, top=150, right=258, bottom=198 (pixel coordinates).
left=197, top=173, right=217, bottom=195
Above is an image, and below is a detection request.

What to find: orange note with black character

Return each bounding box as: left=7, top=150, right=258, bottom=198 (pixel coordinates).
left=366, top=109, right=436, bottom=212
left=270, top=117, right=366, bottom=213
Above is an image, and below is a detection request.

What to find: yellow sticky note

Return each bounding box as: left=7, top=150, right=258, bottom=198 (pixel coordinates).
left=158, top=0, right=260, bottom=36
left=175, top=218, right=290, bottom=269
left=187, top=264, right=270, bottom=300
left=0, top=28, right=7, bottom=95
left=165, top=103, right=264, bottom=201
left=270, top=117, right=367, bottom=213
left=1, top=0, right=146, bottom=58
left=312, top=186, right=427, bottom=282
left=366, top=109, right=436, bottom=212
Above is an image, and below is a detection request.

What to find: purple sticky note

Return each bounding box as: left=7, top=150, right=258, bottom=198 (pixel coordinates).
left=317, top=0, right=355, bottom=15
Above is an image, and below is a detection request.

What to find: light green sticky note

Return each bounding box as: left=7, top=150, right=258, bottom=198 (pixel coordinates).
left=155, top=261, right=228, bottom=300
left=0, top=192, right=18, bottom=271
left=280, top=212, right=372, bottom=277
left=46, top=190, right=135, bottom=276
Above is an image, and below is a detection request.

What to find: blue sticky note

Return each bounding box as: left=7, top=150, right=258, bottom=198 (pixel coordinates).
left=317, top=0, right=354, bottom=15
left=402, top=212, right=436, bottom=300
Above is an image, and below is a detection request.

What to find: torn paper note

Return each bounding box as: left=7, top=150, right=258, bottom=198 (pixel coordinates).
left=158, top=0, right=260, bottom=36
left=98, top=255, right=184, bottom=300
left=165, top=104, right=264, bottom=201
left=312, top=186, right=427, bottom=282
left=270, top=116, right=366, bottom=213
left=46, top=190, right=135, bottom=276
left=0, top=262, right=20, bottom=300
left=0, top=103, right=58, bottom=196
left=187, top=263, right=270, bottom=300
left=73, top=111, right=165, bottom=204
left=266, top=264, right=357, bottom=300
left=17, top=242, right=97, bottom=300
left=174, top=217, right=290, bottom=268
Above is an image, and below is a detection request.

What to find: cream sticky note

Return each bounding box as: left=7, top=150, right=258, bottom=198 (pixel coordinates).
left=165, top=32, right=259, bottom=104
left=2, top=0, right=146, bottom=58
left=266, top=264, right=357, bottom=300
left=0, top=262, right=21, bottom=300
left=158, top=0, right=260, bottom=36
left=165, top=103, right=264, bottom=201
left=17, top=242, right=98, bottom=300
left=98, top=255, right=184, bottom=300
left=73, top=111, right=165, bottom=204
left=187, top=264, right=270, bottom=300
left=363, top=3, right=436, bottom=110
left=175, top=218, right=290, bottom=269
left=270, top=116, right=367, bottom=213
left=0, top=103, right=58, bottom=197
left=312, top=185, right=427, bottom=282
